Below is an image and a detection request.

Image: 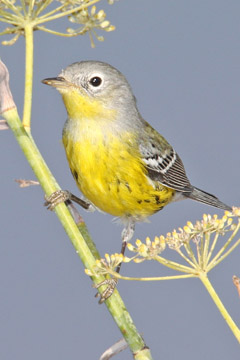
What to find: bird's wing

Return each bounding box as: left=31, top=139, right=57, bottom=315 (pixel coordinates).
left=138, top=123, right=192, bottom=193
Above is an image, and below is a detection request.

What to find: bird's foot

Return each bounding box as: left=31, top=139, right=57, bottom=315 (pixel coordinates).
left=44, top=190, right=72, bottom=210
left=44, top=190, right=92, bottom=211
left=94, top=278, right=118, bottom=304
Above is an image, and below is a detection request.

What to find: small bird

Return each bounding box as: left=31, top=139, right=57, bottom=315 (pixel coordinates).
left=43, top=61, right=231, bottom=301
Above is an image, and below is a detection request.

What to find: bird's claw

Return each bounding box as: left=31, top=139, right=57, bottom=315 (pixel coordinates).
left=44, top=190, right=71, bottom=210
left=93, top=278, right=118, bottom=304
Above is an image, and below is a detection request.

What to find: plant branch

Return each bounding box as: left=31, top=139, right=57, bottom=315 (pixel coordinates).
left=34, top=1, right=68, bottom=19
left=155, top=255, right=197, bottom=274
left=2, top=0, right=23, bottom=17
left=34, top=0, right=100, bottom=25
left=106, top=272, right=196, bottom=281
left=206, top=232, right=219, bottom=264
left=22, top=23, right=34, bottom=131
left=208, top=237, right=240, bottom=271
left=199, top=273, right=240, bottom=343
left=36, top=25, right=79, bottom=37
left=33, top=0, right=57, bottom=18
left=208, top=222, right=240, bottom=270
left=183, top=241, right=199, bottom=267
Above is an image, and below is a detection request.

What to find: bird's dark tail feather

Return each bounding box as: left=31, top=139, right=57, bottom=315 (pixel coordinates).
left=187, top=187, right=232, bottom=211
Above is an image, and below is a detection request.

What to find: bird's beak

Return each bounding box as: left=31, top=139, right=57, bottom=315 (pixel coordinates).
left=42, top=76, right=69, bottom=89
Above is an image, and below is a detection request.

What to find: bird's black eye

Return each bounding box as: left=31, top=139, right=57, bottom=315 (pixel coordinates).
left=89, top=76, right=102, bottom=87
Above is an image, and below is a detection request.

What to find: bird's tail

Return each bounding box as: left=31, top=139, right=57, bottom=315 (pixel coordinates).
left=187, top=187, right=232, bottom=211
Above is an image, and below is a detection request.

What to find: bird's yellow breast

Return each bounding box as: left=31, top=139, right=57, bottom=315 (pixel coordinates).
left=61, top=90, right=115, bottom=120
left=62, top=118, right=175, bottom=220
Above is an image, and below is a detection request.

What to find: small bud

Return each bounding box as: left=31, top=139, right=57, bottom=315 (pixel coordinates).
left=91, top=6, right=96, bottom=15
left=127, top=243, right=134, bottom=251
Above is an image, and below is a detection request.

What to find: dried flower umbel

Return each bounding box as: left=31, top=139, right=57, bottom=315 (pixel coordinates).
left=87, top=208, right=240, bottom=279
left=0, top=0, right=115, bottom=47
left=85, top=209, right=240, bottom=343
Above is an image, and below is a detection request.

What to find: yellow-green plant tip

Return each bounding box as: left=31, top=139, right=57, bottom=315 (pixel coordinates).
left=85, top=268, right=93, bottom=275
left=95, top=259, right=101, bottom=266
left=127, top=243, right=134, bottom=251
left=154, top=236, right=159, bottom=244
left=203, top=213, right=208, bottom=222
left=105, top=25, right=115, bottom=32
left=105, top=253, right=110, bottom=263
left=91, top=5, right=96, bottom=15
left=187, top=221, right=194, bottom=229
left=146, top=237, right=151, bottom=246
left=134, top=258, right=145, bottom=263
left=225, top=210, right=232, bottom=217
left=123, top=256, right=132, bottom=263
left=115, top=254, right=123, bottom=263
left=139, top=244, right=147, bottom=253
left=234, top=207, right=240, bottom=216
left=96, top=35, right=104, bottom=41
left=110, top=253, right=115, bottom=261
left=151, top=242, right=156, bottom=249
left=160, top=241, right=166, bottom=250
left=184, top=225, right=191, bottom=234
left=96, top=9, right=105, bottom=20
left=100, top=20, right=110, bottom=28
left=136, top=239, right=142, bottom=246
left=222, top=215, right=227, bottom=222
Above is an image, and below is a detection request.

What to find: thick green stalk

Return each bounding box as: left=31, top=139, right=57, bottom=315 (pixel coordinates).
left=22, top=23, right=33, bottom=131
left=135, top=348, right=153, bottom=360
left=199, top=273, right=240, bottom=343
left=3, top=107, right=153, bottom=358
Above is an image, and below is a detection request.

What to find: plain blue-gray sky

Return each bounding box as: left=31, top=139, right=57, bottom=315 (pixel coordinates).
left=1, top=1, right=240, bottom=359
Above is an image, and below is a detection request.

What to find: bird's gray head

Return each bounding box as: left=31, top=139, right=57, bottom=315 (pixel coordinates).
left=44, top=61, right=137, bottom=111
left=42, top=61, right=143, bottom=131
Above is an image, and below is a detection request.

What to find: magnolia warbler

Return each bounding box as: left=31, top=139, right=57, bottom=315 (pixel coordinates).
left=43, top=61, right=231, bottom=301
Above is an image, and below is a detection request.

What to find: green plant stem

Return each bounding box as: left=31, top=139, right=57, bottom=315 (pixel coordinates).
left=22, top=23, right=33, bottom=131
left=0, top=26, right=21, bottom=36
left=35, top=0, right=100, bottom=25
left=107, top=272, right=196, bottom=281
left=134, top=348, right=153, bottom=360
left=176, top=248, right=197, bottom=268
left=183, top=242, right=199, bottom=267
left=208, top=221, right=240, bottom=270
left=33, top=0, right=53, bottom=18
left=35, top=1, right=68, bottom=19
left=3, top=107, right=153, bottom=359
left=36, top=26, right=80, bottom=37
left=0, top=12, right=21, bottom=24
left=207, top=237, right=240, bottom=271
left=199, top=272, right=240, bottom=343
left=27, top=0, right=35, bottom=16
left=206, top=232, right=219, bottom=264
left=2, top=0, right=23, bottom=17
left=20, top=0, right=27, bottom=15
left=155, top=255, right=196, bottom=274
left=202, top=232, right=210, bottom=269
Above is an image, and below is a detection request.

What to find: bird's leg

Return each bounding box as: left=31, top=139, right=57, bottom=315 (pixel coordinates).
left=95, top=221, right=135, bottom=304
left=44, top=190, right=94, bottom=211
left=116, top=222, right=135, bottom=273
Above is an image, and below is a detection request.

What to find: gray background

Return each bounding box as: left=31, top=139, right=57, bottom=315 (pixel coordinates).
left=1, top=1, right=240, bottom=359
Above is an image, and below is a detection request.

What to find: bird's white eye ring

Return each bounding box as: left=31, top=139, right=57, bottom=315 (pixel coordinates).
left=89, top=76, right=102, bottom=87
